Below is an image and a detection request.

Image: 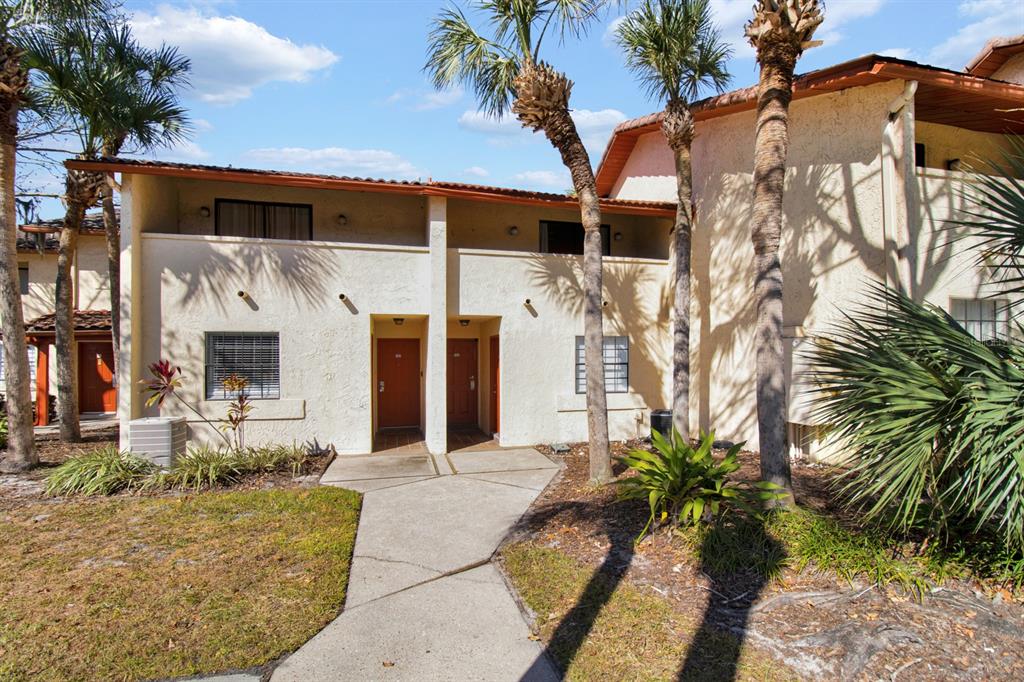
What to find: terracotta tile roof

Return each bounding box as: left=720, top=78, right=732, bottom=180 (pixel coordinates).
left=65, top=158, right=676, bottom=217
left=596, top=53, right=1024, bottom=196
left=18, top=210, right=115, bottom=253
left=25, top=310, right=111, bottom=334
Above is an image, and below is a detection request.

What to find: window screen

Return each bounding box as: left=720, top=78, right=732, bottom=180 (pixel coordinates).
left=205, top=332, right=280, bottom=400
left=575, top=336, right=628, bottom=394
left=540, top=221, right=611, bottom=256
left=951, top=298, right=1008, bottom=341
left=215, top=199, right=312, bottom=240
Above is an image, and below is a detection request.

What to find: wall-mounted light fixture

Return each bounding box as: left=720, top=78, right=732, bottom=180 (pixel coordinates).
left=507, top=225, right=519, bottom=236
left=337, top=214, right=349, bottom=226
left=459, top=319, right=470, bottom=327
left=393, top=317, right=405, bottom=326
left=199, top=206, right=211, bottom=218
left=613, top=231, right=623, bottom=241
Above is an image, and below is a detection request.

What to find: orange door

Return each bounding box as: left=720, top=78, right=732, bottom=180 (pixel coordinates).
left=377, top=338, right=420, bottom=428
left=78, top=341, right=116, bottom=413
left=447, top=339, right=478, bottom=426
left=489, top=335, right=500, bottom=435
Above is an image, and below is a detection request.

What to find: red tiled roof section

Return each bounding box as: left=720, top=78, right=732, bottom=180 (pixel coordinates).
left=25, top=310, right=111, bottom=334
left=596, top=53, right=1024, bottom=196
left=64, top=157, right=677, bottom=217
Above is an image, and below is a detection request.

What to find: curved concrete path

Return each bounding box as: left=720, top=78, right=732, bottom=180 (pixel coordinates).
left=272, top=448, right=561, bottom=681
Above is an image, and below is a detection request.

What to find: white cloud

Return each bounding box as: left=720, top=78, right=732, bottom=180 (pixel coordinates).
left=156, top=139, right=212, bottom=162
left=602, top=16, right=626, bottom=48
left=572, top=108, right=627, bottom=154
left=514, top=169, right=571, bottom=189
left=457, top=108, right=625, bottom=156
left=130, top=5, right=338, bottom=105
left=463, top=166, right=489, bottom=178
left=928, top=0, right=1024, bottom=68
left=243, top=147, right=418, bottom=179
left=193, top=118, right=214, bottom=133
left=457, top=110, right=527, bottom=136
left=389, top=86, right=463, bottom=111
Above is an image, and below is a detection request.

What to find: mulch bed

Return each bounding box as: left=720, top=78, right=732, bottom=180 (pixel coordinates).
left=505, top=440, right=1024, bottom=680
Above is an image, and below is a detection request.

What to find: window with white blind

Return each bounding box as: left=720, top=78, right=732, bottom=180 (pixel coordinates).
left=205, top=333, right=280, bottom=400
left=950, top=298, right=1008, bottom=342
left=575, top=336, right=628, bottom=394
left=215, top=199, right=312, bottom=240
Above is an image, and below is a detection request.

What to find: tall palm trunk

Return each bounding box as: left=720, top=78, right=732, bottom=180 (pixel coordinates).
left=100, top=181, right=118, bottom=382
left=663, top=99, right=694, bottom=440
left=750, top=44, right=797, bottom=505
left=55, top=168, right=103, bottom=442
left=513, top=62, right=611, bottom=483
left=0, top=41, right=35, bottom=472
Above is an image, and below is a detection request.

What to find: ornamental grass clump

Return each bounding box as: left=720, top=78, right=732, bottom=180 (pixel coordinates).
left=616, top=429, right=781, bottom=541
left=45, top=445, right=155, bottom=496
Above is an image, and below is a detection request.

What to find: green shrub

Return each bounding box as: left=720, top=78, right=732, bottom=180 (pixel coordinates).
left=615, top=429, right=779, bottom=541
left=807, top=285, right=1024, bottom=550
left=237, top=444, right=308, bottom=475
left=45, top=446, right=155, bottom=496
left=0, top=415, right=7, bottom=449
left=164, top=446, right=241, bottom=491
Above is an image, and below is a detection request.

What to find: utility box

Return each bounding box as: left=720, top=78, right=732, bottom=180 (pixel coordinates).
left=129, top=416, right=187, bottom=468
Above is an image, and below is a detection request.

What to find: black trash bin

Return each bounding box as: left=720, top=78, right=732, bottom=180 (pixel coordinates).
left=650, top=409, right=672, bottom=441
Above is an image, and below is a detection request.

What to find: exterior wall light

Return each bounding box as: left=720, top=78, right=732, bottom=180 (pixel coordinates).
left=337, top=214, right=349, bottom=226
left=507, top=225, right=519, bottom=236
left=459, top=319, right=470, bottom=327
left=393, top=317, right=405, bottom=326
left=613, top=231, right=623, bottom=241
left=199, top=206, right=211, bottom=218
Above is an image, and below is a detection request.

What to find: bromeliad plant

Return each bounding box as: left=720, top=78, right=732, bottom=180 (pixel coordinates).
left=616, top=429, right=781, bottom=541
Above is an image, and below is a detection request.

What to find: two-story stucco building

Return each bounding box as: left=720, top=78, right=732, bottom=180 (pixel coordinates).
left=67, top=40, right=1024, bottom=459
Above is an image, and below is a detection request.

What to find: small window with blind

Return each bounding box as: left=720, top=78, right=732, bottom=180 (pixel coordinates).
left=205, top=332, right=280, bottom=400
left=575, top=336, right=628, bottom=394
left=215, top=199, right=313, bottom=241
left=951, top=298, right=1008, bottom=342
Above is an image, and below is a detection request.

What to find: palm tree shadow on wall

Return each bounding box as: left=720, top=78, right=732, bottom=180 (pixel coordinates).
left=676, top=515, right=784, bottom=681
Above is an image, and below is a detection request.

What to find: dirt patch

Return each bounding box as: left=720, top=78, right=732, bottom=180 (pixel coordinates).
left=506, top=441, right=1024, bottom=680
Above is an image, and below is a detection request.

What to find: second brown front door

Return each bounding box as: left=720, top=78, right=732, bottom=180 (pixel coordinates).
left=78, top=341, right=117, bottom=413
left=447, top=339, right=478, bottom=426
left=377, top=338, right=420, bottom=428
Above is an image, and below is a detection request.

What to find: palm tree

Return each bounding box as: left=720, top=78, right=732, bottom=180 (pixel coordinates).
left=425, top=0, right=614, bottom=482
left=744, top=0, right=823, bottom=504
left=616, top=0, right=730, bottom=441
left=24, top=16, right=189, bottom=441
left=0, top=0, right=107, bottom=471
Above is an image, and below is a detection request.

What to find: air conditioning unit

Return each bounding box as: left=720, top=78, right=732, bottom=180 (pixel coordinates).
left=129, top=416, right=187, bottom=468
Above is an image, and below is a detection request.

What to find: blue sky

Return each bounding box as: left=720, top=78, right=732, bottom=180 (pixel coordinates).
left=24, top=0, right=1024, bottom=215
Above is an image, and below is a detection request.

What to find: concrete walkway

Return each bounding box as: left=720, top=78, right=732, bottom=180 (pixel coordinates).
left=272, top=448, right=561, bottom=681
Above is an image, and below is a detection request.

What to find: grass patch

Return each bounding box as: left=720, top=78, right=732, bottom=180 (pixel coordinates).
left=0, top=487, right=360, bottom=681
left=502, top=543, right=788, bottom=681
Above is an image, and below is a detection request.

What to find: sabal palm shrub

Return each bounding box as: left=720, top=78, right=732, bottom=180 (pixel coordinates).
left=809, top=286, right=1024, bottom=549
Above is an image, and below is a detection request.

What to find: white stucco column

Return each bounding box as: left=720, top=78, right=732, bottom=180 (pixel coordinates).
left=117, top=174, right=143, bottom=448
left=425, top=195, right=447, bottom=454
left=882, top=80, right=918, bottom=294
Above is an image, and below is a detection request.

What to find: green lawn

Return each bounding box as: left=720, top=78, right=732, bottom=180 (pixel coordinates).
left=0, top=487, right=360, bottom=681
left=502, top=543, right=790, bottom=682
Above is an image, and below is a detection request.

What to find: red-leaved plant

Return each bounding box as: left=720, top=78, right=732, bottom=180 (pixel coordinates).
left=139, top=360, right=232, bottom=448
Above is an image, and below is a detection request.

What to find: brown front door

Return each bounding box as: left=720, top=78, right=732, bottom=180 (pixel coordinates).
left=447, top=339, right=478, bottom=426
left=78, top=341, right=116, bottom=413
left=377, top=338, right=420, bottom=428
left=489, top=335, right=500, bottom=435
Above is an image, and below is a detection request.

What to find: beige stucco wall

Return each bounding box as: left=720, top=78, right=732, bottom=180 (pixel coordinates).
left=610, top=131, right=677, bottom=202
left=17, top=234, right=110, bottom=321
left=915, top=121, right=1016, bottom=173
left=992, top=52, right=1024, bottom=84
left=452, top=249, right=671, bottom=445
left=137, top=232, right=430, bottom=454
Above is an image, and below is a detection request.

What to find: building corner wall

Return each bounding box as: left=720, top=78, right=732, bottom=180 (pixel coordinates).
left=425, top=196, right=447, bottom=454
left=117, top=175, right=143, bottom=448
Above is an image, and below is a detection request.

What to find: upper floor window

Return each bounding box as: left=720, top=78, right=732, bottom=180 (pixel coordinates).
left=575, top=335, right=628, bottom=394
left=215, top=199, right=312, bottom=241
left=205, top=332, right=280, bottom=400
left=540, top=220, right=610, bottom=256
left=951, top=298, right=1008, bottom=342
left=18, top=265, right=28, bottom=295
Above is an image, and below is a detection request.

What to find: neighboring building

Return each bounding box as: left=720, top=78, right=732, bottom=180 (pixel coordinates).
left=67, top=40, right=1024, bottom=459
left=1, top=213, right=114, bottom=425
